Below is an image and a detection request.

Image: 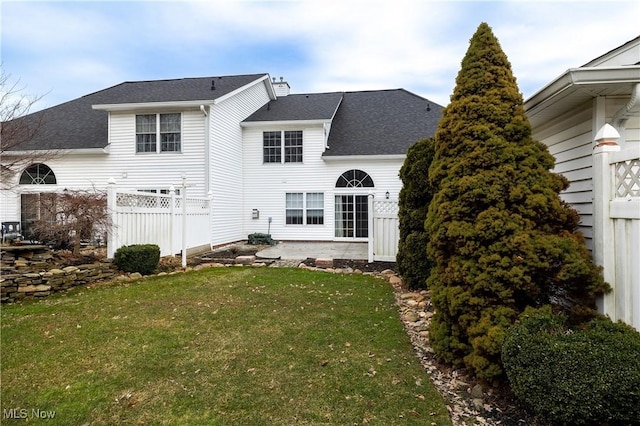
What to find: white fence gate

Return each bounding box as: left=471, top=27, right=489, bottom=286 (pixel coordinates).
left=106, top=180, right=212, bottom=264
left=368, top=196, right=400, bottom=262
left=594, top=136, right=640, bottom=330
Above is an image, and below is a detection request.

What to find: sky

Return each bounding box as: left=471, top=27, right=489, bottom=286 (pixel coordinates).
left=1, top=0, right=639, bottom=113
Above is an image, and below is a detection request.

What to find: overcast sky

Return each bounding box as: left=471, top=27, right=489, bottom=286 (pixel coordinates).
left=2, top=0, right=639, bottom=112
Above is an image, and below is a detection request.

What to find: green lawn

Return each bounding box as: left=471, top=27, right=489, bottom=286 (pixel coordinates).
left=1, top=267, right=452, bottom=425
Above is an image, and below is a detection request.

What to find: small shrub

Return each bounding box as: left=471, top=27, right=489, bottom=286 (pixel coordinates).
left=113, top=244, right=160, bottom=275
left=248, top=233, right=276, bottom=245
left=502, top=306, right=640, bottom=425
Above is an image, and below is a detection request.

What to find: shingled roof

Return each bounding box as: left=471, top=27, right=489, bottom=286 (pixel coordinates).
left=325, top=89, right=442, bottom=156
left=244, top=92, right=343, bottom=122
left=5, top=74, right=268, bottom=151
left=5, top=75, right=443, bottom=157
left=245, top=89, right=442, bottom=156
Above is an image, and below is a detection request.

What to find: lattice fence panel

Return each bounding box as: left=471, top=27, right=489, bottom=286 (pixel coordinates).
left=615, top=159, right=640, bottom=197
left=374, top=200, right=399, bottom=216
left=116, top=192, right=172, bottom=209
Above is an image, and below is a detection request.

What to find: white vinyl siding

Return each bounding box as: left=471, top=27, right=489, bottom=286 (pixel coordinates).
left=109, top=110, right=206, bottom=193
left=533, top=101, right=594, bottom=248
left=7, top=109, right=207, bottom=201
left=242, top=124, right=403, bottom=241
left=209, top=79, right=271, bottom=246
left=531, top=95, right=640, bottom=251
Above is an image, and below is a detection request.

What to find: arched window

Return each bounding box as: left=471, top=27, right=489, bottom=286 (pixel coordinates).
left=335, top=169, right=374, bottom=188
left=19, top=163, right=57, bottom=185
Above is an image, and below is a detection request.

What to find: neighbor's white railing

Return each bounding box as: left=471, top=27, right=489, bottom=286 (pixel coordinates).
left=106, top=179, right=212, bottom=265
left=368, top=195, right=400, bottom=262
left=593, top=126, right=639, bottom=330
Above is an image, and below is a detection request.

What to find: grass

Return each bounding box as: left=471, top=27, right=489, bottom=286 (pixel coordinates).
left=1, top=267, right=452, bottom=425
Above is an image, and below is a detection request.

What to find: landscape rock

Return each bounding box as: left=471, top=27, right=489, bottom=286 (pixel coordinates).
left=235, top=255, right=256, bottom=265
left=470, top=383, right=484, bottom=399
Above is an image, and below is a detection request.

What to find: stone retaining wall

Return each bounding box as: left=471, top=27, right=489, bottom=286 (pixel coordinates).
left=1, top=246, right=117, bottom=303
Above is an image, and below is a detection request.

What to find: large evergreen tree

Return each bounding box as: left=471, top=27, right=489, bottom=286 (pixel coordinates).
left=397, top=137, right=435, bottom=289
left=425, top=23, right=609, bottom=379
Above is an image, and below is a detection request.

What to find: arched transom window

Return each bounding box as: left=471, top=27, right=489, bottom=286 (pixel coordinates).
left=335, top=169, right=374, bottom=188
left=19, top=163, right=57, bottom=185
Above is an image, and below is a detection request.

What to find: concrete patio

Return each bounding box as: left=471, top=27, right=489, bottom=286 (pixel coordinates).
left=256, top=241, right=368, bottom=260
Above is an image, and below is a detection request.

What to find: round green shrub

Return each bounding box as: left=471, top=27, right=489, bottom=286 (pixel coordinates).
left=502, top=306, right=640, bottom=425
left=113, top=244, right=161, bottom=275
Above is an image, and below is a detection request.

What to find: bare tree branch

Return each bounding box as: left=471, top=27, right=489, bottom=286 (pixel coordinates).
left=0, top=66, right=56, bottom=190
left=29, top=190, right=111, bottom=254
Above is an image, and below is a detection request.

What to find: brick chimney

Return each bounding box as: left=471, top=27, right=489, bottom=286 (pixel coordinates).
left=272, top=76, right=290, bottom=97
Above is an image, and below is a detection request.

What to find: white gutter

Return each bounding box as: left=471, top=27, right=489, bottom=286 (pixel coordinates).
left=241, top=119, right=329, bottom=127
left=525, top=66, right=640, bottom=115
left=2, top=147, right=108, bottom=156
left=322, top=154, right=406, bottom=162
left=93, top=100, right=214, bottom=112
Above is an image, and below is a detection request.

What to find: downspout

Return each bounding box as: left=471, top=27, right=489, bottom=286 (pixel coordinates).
left=612, top=83, right=640, bottom=144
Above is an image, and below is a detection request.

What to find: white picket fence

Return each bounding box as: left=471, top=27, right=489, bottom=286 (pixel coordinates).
left=106, top=180, right=212, bottom=264
left=368, top=196, right=400, bottom=262
left=594, top=141, right=640, bottom=330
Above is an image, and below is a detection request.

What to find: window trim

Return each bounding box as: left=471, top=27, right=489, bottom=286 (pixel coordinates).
left=285, top=192, right=324, bottom=226
left=263, top=130, right=303, bottom=164
left=19, top=163, right=57, bottom=185
left=136, top=113, right=182, bottom=154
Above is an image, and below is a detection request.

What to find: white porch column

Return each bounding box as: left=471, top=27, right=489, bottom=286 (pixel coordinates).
left=592, top=124, right=621, bottom=317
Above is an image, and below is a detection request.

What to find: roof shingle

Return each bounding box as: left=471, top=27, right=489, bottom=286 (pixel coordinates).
left=325, top=89, right=442, bottom=156
left=6, top=74, right=268, bottom=151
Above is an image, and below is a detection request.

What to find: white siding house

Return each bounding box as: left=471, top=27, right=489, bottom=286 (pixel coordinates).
left=1, top=74, right=442, bottom=251
left=525, top=36, right=640, bottom=329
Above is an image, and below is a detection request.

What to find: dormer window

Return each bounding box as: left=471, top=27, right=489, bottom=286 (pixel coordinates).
left=136, top=113, right=181, bottom=153
left=263, top=130, right=303, bottom=163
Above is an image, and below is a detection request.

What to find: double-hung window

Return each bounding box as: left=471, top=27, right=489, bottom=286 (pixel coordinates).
left=263, top=130, right=303, bottom=163
left=306, top=192, right=324, bottom=224
left=284, top=131, right=303, bottom=162
left=285, top=193, right=304, bottom=224
left=136, top=113, right=181, bottom=153
left=285, top=192, right=324, bottom=225
left=263, top=131, right=281, bottom=163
